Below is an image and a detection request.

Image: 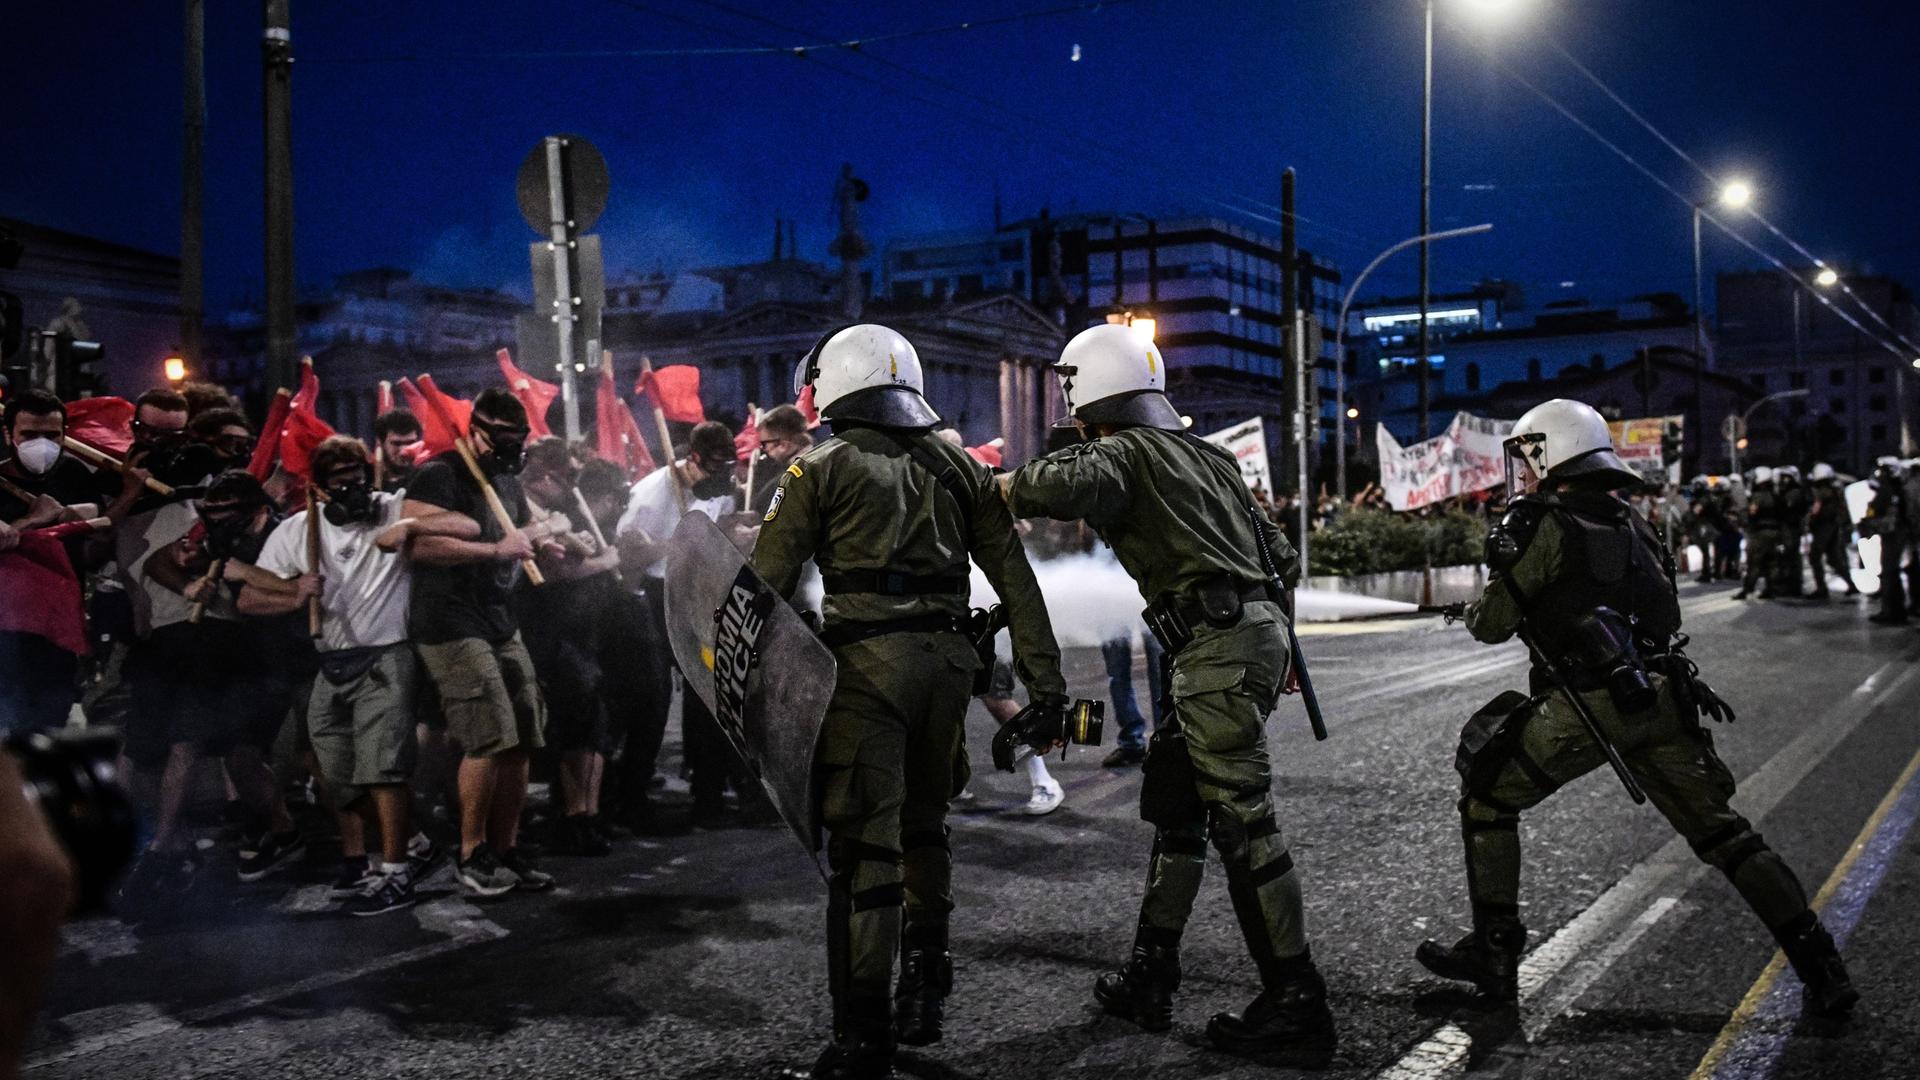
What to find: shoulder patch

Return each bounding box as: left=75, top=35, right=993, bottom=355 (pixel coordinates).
left=786, top=463, right=803, bottom=479
left=763, top=485, right=788, bottom=523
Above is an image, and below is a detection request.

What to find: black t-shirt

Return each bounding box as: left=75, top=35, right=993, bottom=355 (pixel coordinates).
left=406, top=455, right=528, bottom=645
left=0, top=455, right=117, bottom=520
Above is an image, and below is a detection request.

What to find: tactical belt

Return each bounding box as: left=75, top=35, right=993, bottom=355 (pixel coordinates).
left=820, top=612, right=967, bottom=649
left=821, top=569, right=969, bottom=597
left=1142, top=581, right=1272, bottom=656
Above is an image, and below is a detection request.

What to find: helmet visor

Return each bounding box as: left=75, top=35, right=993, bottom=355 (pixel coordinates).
left=1504, top=432, right=1545, bottom=501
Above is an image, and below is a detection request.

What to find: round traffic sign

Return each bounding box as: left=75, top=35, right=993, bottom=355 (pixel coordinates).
left=516, top=134, right=609, bottom=233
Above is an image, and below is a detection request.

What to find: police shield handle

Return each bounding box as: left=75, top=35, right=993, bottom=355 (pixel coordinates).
left=413, top=375, right=543, bottom=586
left=59, top=437, right=176, bottom=497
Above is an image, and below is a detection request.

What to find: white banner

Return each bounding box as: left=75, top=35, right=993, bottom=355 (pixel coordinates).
left=1376, top=412, right=1514, bottom=511
left=1203, top=417, right=1275, bottom=499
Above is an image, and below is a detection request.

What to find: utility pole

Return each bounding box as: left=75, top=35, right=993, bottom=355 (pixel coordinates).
left=1280, top=168, right=1297, bottom=494
left=262, top=0, right=297, bottom=393
left=181, top=0, right=205, bottom=371
left=1417, top=0, right=1434, bottom=441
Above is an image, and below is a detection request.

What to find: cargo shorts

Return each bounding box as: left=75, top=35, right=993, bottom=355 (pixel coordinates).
left=308, top=643, right=420, bottom=811
left=415, top=634, right=546, bottom=758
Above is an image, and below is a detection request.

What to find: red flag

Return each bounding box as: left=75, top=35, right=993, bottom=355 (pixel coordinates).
left=597, top=360, right=656, bottom=481
left=794, top=384, right=822, bottom=429
left=398, top=376, right=471, bottom=457
left=497, top=348, right=558, bottom=438
left=288, top=356, right=319, bottom=414
left=965, top=439, right=1004, bottom=470
left=0, top=533, right=88, bottom=656
left=247, top=388, right=293, bottom=481
left=277, top=361, right=336, bottom=480
left=376, top=380, right=394, bottom=416
left=734, top=406, right=761, bottom=463
left=64, top=397, right=135, bottom=455
left=636, top=364, right=705, bottom=424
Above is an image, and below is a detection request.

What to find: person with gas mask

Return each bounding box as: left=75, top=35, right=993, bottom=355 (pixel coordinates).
left=754, top=324, right=1065, bottom=1080
left=1806, top=463, right=1860, bottom=600
left=999, top=323, right=1333, bottom=1061
left=120, top=470, right=307, bottom=891
left=1413, top=398, right=1855, bottom=1019
left=186, top=408, right=256, bottom=476
left=403, top=388, right=563, bottom=898
left=238, top=436, right=476, bottom=914
left=615, top=419, right=759, bottom=829
left=513, top=436, right=624, bottom=856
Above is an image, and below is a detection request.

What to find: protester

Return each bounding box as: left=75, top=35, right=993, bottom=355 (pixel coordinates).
left=515, top=436, right=624, bottom=856
left=615, top=419, right=760, bottom=828
left=374, top=408, right=424, bottom=493
left=403, top=388, right=560, bottom=897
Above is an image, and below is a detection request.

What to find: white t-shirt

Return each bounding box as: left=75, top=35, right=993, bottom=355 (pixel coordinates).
left=256, top=491, right=410, bottom=651
left=118, top=502, right=217, bottom=635
left=615, top=465, right=736, bottom=579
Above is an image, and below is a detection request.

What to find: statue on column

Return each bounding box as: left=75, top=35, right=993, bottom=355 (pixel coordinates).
left=828, top=163, right=870, bottom=321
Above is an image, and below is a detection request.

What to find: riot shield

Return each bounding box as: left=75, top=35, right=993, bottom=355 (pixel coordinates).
left=663, top=512, right=835, bottom=871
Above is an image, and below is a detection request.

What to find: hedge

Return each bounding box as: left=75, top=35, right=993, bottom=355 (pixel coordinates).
left=1305, top=508, right=1489, bottom=577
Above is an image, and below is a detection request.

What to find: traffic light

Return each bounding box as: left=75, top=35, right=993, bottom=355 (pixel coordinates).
left=0, top=289, right=23, bottom=403
left=30, top=331, right=108, bottom=399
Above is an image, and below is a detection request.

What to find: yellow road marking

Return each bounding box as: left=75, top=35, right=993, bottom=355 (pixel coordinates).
left=1688, top=740, right=1920, bottom=1078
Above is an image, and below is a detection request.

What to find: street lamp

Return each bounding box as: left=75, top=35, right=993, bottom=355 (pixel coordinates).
left=1815, top=266, right=1840, bottom=288
left=1728, top=386, right=1807, bottom=474
left=1332, top=222, right=1493, bottom=500
left=163, top=354, right=188, bottom=383
left=1692, top=178, right=1756, bottom=469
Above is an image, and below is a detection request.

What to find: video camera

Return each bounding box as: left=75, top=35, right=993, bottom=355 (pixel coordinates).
left=7, top=730, right=137, bottom=912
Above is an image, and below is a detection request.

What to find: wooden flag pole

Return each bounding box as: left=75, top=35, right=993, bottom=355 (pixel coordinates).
left=741, top=403, right=760, bottom=511
left=637, top=354, right=686, bottom=513
left=415, top=375, right=545, bottom=586
left=60, top=438, right=175, bottom=496
left=304, top=486, right=324, bottom=637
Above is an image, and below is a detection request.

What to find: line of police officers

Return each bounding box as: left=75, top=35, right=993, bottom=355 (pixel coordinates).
left=746, top=323, right=1856, bottom=1078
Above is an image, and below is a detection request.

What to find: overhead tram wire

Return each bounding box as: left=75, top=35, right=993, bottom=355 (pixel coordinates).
left=1473, top=44, right=1914, bottom=366
left=1535, top=32, right=1920, bottom=359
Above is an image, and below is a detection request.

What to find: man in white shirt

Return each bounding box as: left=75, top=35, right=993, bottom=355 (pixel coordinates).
left=614, top=420, right=755, bottom=827
left=242, top=436, right=476, bottom=915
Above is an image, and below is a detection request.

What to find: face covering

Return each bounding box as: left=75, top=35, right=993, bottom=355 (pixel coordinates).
left=15, top=437, right=62, bottom=475
left=473, top=425, right=527, bottom=476
left=323, top=480, right=377, bottom=526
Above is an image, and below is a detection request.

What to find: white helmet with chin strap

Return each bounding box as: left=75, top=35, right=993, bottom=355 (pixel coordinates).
left=1053, top=322, right=1183, bottom=430
left=793, top=323, right=941, bottom=428
left=1503, top=398, right=1639, bottom=492
left=1751, top=465, right=1774, bottom=485
left=1810, top=462, right=1835, bottom=482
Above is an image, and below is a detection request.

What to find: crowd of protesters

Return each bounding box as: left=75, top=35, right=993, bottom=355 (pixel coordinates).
left=0, top=370, right=895, bottom=917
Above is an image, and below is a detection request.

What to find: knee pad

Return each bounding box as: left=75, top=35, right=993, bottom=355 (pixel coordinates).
left=1690, top=818, right=1768, bottom=880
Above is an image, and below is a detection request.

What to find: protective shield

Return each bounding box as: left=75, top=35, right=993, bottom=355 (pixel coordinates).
left=664, top=512, right=836, bottom=872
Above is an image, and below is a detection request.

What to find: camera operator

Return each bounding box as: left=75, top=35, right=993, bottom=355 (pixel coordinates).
left=0, top=752, right=73, bottom=1080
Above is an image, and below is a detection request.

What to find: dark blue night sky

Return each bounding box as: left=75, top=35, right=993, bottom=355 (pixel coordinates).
left=12, top=0, right=1918, bottom=314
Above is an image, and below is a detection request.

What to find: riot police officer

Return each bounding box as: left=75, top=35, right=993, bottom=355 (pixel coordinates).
left=1806, top=463, right=1859, bottom=600
left=1775, top=465, right=1809, bottom=597
left=1000, top=323, right=1336, bottom=1059
left=1416, top=399, right=1855, bottom=1018
left=1735, top=466, right=1787, bottom=600
left=753, top=324, right=1068, bottom=1080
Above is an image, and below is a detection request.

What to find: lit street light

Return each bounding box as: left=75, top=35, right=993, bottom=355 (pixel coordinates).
left=163, top=354, right=188, bottom=383
left=1815, top=266, right=1840, bottom=288
left=1692, top=179, right=1757, bottom=469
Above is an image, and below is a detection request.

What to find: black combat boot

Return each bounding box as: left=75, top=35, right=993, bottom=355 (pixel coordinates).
left=1205, top=951, right=1337, bottom=1059
left=1415, top=917, right=1526, bottom=1001
left=1093, top=931, right=1181, bottom=1032
left=1775, top=912, right=1858, bottom=1018
left=893, top=926, right=952, bottom=1046
left=778, top=993, right=896, bottom=1079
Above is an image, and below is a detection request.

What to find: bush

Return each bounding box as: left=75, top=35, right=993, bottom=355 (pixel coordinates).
left=1306, top=507, right=1488, bottom=577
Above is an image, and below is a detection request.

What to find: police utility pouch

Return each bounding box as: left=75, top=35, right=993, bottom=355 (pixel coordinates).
left=1142, top=593, right=1194, bottom=655
left=1140, top=723, right=1205, bottom=827
left=1195, top=576, right=1244, bottom=628
left=968, top=604, right=1008, bottom=696
left=1568, top=606, right=1656, bottom=714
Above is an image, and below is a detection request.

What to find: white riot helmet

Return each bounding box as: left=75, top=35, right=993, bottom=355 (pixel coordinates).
left=1503, top=398, right=1638, bottom=493
left=1053, top=322, right=1183, bottom=431
left=1752, top=466, right=1775, bottom=486
left=793, top=324, right=940, bottom=428
left=1810, top=462, right=1835, bottom=482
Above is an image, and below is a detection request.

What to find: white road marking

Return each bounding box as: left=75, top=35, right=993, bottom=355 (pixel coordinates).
left=1374, top=658, right=1920, bottom=1080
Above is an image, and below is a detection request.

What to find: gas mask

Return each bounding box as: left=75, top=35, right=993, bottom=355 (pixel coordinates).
left=473, top=422, right=527, bottom=477
left=323, top=479, right=378, bottom=526
left=690, top=454, right=736, bottom=500
left=200, top=507, right=266, bottom=561
left=15, top=437, right=63, bottom=476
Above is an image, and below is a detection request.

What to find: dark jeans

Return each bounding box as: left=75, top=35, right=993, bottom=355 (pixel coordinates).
left=0, top=631, right=77, bottom=736
left=1104, top=632, right=1167, bottom=751
left=612, top=586, right=676, bottom=811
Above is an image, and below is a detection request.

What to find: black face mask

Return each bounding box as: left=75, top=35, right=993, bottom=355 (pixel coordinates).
left=323, top=480, right=377, bottom=526
left=144, top=441, right=221, bottom=487
left=691, top=469, right=735, bottom=500
left=202, top=509, right=269, bottom=562
left=474, top=426, right=527, bottom=476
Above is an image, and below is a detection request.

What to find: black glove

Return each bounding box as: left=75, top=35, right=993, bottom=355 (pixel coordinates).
left=990, top=701, right=1067, bottom=773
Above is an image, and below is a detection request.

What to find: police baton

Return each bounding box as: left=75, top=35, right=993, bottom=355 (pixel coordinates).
left=1522, top=629, right=1647, bottom=804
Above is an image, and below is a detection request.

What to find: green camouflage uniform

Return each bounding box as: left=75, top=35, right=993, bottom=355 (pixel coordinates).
left=1454, top=490, right=1812, bottom=947
left=1741, top=485, right=1787, bottom=596
left=1007, top=426, right=1312, bottom=968
left=752, top=424, right=1066, bottom=1042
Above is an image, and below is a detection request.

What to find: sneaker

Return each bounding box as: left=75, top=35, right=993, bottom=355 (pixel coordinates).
left=407, top=834, right=442, bottom=876
left=547, top=814, right=611, bottom=857
left=349, top=872, right=418, bottom=917
left=330, top=856, right=381, bottom=900
left=1102, top=745, right=1148, bottom=768
left=1023, top=780, right=1064, bottom=816
left=455, top=843, right=518, bottom=898
left=237, top=830, right=307, bottom=883
left=499, top=848, right=555, bottom=891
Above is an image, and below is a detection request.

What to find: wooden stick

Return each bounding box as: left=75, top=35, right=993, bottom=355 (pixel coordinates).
left=0, top=473, right=34, bottom=504
left=305, top=486, right=324, bottom=637
left=637, top=354, right=686, bottom=514
left=741, top=403, right=760, bottom=511
left=60, top=438, right=175, bottom=496
left=187, top=559, right=224, bottom=625
left=415, top=375, right=545, bottom=586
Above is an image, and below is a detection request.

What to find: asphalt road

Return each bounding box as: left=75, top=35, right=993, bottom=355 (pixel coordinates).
left=24, top=581, right=1920, bottom=1080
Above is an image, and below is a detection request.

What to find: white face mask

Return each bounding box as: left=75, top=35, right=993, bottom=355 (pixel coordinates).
left=15, top=437, right=62, bottom=476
